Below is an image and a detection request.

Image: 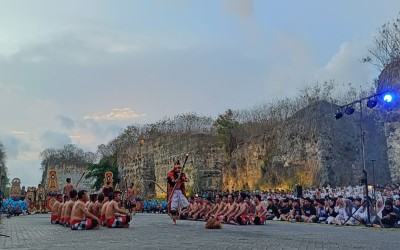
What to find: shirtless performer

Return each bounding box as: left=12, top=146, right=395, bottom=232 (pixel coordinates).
left=105, top=191, right=131, bottom=228
left=88, top=193, right=98, bottom=215
left=63, top=189, right=78, bottom=227
left=70, top=190, right=100, bottom=230
left=220, top=194, right=238, bottom=223
left=230, top=193, right=249, bottom=225
left=187, top=196, right=200, bottom=219
left=59, top=195, right=70, bottom=226
left=51, top=194, right=63, bottom=224
left=100, top=194, right=112, bottom=226
left=205, top=194, right=223, bottom=220
left=195, top=197, right=212, bottom=221
left=93, top=193, right=105, bottom=219
left=252, top=194, right=267, bottom=225
left=189, top=196, right=203, bottom=220
left=179, top=196, right=195, bottom=220
left=63, top=178, right=74, bottom=196
left=214, top=194, right=228, bottom=218
left=127, top=183, right=136, bottom=216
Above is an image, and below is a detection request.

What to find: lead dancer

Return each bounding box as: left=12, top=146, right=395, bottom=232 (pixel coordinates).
left=167, top=158, right=189, bottom=225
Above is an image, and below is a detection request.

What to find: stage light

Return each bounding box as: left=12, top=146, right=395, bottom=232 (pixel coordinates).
left=367, top=99, right=378, bottom=109
left=383, top=94, right=393, bottom=103
left=335, top=109, right=343, bottom=120
left=344, top=106, right=355, bottom=115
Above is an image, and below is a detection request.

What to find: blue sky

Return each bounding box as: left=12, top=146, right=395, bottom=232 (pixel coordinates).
left=0, top=0, right=399, bottom=187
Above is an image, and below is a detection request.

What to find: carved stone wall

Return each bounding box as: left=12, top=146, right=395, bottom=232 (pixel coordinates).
left=117, top=133, right=225, bottom=198
left=42, top=163, right=95, bottom=193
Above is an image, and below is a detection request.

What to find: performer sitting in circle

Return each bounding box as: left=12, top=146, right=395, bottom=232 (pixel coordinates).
left=63, top=189, right=78, bottom=227
left=59, top=194, right=69, bottom=226
left=105, top=191, right=131, bottom=228
left=167, top=160, right=190, bottom=225
left=70, top=190, right=100, bottom=230
left=51, top=194, right=63, bottom=224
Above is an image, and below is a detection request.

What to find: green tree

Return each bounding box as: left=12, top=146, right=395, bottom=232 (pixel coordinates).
left=213, top=109, right=238, bottom=154
left=0, top=141, right=9, bottom=195
left=85, top=157, right=119, bottom=190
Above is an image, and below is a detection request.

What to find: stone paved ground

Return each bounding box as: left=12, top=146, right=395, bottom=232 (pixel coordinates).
left=0, top=213, right=399, bottom=250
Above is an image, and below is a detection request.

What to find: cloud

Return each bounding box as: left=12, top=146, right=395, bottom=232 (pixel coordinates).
left=263, top=32, right=316, bottom=98
left=10, top=131, right=30, bottom=136
left=56, top=114, right=75, bottom=130
left=83, top=108, right=146, bottom=121
left=40, top=130, right=72, bottom=149
left=316, top=42, right=378, bottom=85
left=0, top=134, right=30, bottom=158
left=0, top=83, right=24, bottom=97
left=6, top=157, right=42, bottom=187
left=224, top=0, right=254, bottom=18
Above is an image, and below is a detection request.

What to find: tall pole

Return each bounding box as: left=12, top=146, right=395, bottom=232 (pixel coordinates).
left=371, top=159, right=376, bottom=199
left=360, top=102, right=366, bottom=172
left=359, top=101, right=371, bottom=226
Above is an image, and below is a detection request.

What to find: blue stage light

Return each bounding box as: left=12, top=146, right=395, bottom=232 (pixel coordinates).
left=383, top=94, right=393, bottom=103
left=367, top=99, right=378, bottom=109
left=344, top=106, right=355, bottom=115
left=335, top=110, right=343, bottom=120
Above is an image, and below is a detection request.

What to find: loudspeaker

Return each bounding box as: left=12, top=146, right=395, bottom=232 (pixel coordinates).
left=294, top=185, right=303, bottom=198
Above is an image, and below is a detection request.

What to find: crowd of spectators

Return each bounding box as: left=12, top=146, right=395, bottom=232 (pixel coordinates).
left=0, top=195, right=30, bottom=217
left=181, top=183, right=400, bottom=228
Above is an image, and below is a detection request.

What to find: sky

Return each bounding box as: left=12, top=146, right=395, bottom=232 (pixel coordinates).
left=0, top=0, right=399, bottom=187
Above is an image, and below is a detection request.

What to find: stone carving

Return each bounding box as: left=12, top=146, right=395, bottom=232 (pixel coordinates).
left=41, top=163, right=95, bottom=193
left=104, top=171, right=113, bottom=185
left=10, top=178, right=21, bottom=197
left=46, top=170, right=58, bottom=211
left=35, top=184, right=46, bottom=213
left=26, top=187, right=36, bottom=211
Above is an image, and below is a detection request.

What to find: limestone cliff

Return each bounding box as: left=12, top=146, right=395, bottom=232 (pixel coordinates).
left=377, top=59, right=400, bottom=183
left=222, top=100, right=390, bottom=190
left=117, top=100, right=391, bottom=196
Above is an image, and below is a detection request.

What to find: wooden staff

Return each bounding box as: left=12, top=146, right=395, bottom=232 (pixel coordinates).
left=76, top=171, right=86, bottom=188
left=144, top=179, right=167, bottom=194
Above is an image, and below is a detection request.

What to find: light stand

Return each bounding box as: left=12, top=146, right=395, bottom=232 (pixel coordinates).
left=359, top=102, right=372, bottom=226
left=371, top=159, right=376, bottom=199
left=334, top=89, right=394, bottom=226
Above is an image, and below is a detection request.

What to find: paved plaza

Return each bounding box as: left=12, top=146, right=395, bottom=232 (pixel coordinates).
left=0, top=213, right=399, bottom=249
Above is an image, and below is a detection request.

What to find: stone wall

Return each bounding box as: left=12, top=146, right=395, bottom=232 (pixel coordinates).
left=43, top=163, right=95, bottom=193
left=117, top=133, right=225, bottom=198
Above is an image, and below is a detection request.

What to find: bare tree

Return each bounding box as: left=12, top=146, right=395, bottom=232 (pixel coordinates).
left=363, top=13, right=400, bottom=70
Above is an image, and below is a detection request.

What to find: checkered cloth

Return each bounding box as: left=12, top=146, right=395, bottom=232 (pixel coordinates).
left=106, top=216, right=129, bottom=228
left=70, top=219, right=93, bottom=230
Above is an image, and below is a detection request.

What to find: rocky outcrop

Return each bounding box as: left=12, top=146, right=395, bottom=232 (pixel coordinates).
left=377, top=59, right=400, bottom=183
left=117, top=100, right=392, bottom=196
left=223, top=100, right=390, bottom=190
